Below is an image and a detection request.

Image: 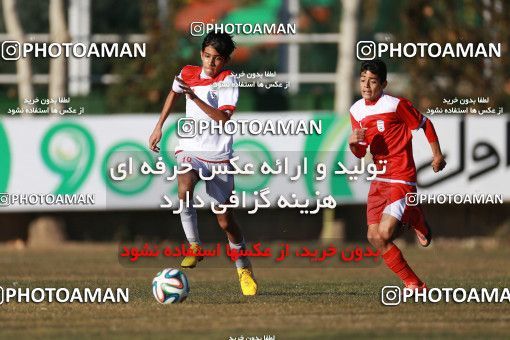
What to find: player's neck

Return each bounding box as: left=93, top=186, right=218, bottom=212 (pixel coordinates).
left=200, top=68, right=215, bottom=79
left=364, top=92, right=384, bottom=106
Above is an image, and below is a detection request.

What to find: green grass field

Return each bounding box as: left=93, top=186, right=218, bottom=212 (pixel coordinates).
left=1, top=241, right=510, bottom=339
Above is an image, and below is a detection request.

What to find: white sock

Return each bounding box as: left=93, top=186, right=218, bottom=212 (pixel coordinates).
left=180, top=206, right=200, bottom=244
left=228, top=238, right=251, bottom=269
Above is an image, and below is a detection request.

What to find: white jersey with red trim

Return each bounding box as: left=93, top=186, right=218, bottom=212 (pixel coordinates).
left=350, top=93, right=427, bottom=184
left=172, top=65, right=239, bottom=161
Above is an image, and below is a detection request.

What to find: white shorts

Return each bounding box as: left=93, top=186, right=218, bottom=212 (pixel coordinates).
left=175, top=151, right=234, bottom=204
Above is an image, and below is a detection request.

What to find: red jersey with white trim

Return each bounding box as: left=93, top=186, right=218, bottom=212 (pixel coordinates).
left=173, top=65, right=239, bottom=161
left=349, top=93, right=427, bottom=183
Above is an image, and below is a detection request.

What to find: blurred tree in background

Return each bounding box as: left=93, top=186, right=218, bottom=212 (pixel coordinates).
left=91, top=0, right=142, bottom=33
left=400, top=0, right=510, bottom=109
left=3, top=0, right=506, bottom=114
left=106, top=0, right=186, bottom=113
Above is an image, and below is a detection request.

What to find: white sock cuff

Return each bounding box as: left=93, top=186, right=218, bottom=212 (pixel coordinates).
left=180, top=206, right=199, bottom=244
left=228, top=238, right=246, bottom=250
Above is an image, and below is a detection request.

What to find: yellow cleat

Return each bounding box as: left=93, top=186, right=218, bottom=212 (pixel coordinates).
left=237, top=267, right=258, bottom=296
left=180, top=242, right=203, bottom=268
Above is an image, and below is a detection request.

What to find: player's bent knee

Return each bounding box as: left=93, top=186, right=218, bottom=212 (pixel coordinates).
left=216, top=214, right=230, bottom=231
left=217, top=210, right=238, bottom=232
left=177, top=172, right=198, bottom=190
left=377, top=225, right=393, bottom=242
left=177, top=179, right=197, bottom=200
left=177, top=188, right=193, bottom=200
left=367, top=229, right=383, bottom=247
left=367, top=229, right=379, bottom=242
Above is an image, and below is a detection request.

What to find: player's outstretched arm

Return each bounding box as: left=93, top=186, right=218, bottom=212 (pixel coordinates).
left=149, top=89, right=180, bottom=152
left=175, top=77, right=231, bottom=122
left=422, top=118, right=446, bottom=172
left=429, top=140, right=446, bottom=173
left=396, top=99, right=446, bottom=173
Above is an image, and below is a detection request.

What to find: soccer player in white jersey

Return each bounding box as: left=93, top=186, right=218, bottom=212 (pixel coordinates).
left=149, top=32, right=257, bottom=296
left=349, top=59, right=446, bottom=291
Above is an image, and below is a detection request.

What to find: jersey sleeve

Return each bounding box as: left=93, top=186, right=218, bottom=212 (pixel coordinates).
left=397, top=98, right=438, bottom=142
left=396, top=98, right=426, bottom=130
left=349, top=112, right=367, bottom=158
left=350, top=113, right=362, bottom=130
left=171, top=69, right=184, bottom=93
left=217, top=75, right=239, bottom=114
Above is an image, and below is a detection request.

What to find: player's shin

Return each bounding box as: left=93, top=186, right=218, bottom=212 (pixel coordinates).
left=382, top=244, right=422, bottom=286
left=180, top=205, right=200, bottom=244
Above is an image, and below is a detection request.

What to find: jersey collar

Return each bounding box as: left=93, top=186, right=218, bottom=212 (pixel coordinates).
left=364, top=92, right=384, bottom=106
left=200, top=68, right=212, bottom=79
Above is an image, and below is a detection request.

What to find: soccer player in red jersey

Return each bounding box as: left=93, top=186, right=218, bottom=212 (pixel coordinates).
left=349, top=59, right=446, bottom=290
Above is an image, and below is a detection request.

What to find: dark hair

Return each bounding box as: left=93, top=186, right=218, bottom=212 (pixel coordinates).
left=360, top=59, right=387, bottom=83
left=202, top=32, right=236, bottom=58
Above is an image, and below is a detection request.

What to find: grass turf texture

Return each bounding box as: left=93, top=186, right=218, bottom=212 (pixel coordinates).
left=0, top=242, right=510, bottom=339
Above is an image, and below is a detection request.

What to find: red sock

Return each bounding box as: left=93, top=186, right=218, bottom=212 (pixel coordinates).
left=382, top=244, right=422, bottom=286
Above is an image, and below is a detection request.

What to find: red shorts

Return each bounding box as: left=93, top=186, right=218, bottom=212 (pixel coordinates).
left=366, top=180, right=425, bottom=227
